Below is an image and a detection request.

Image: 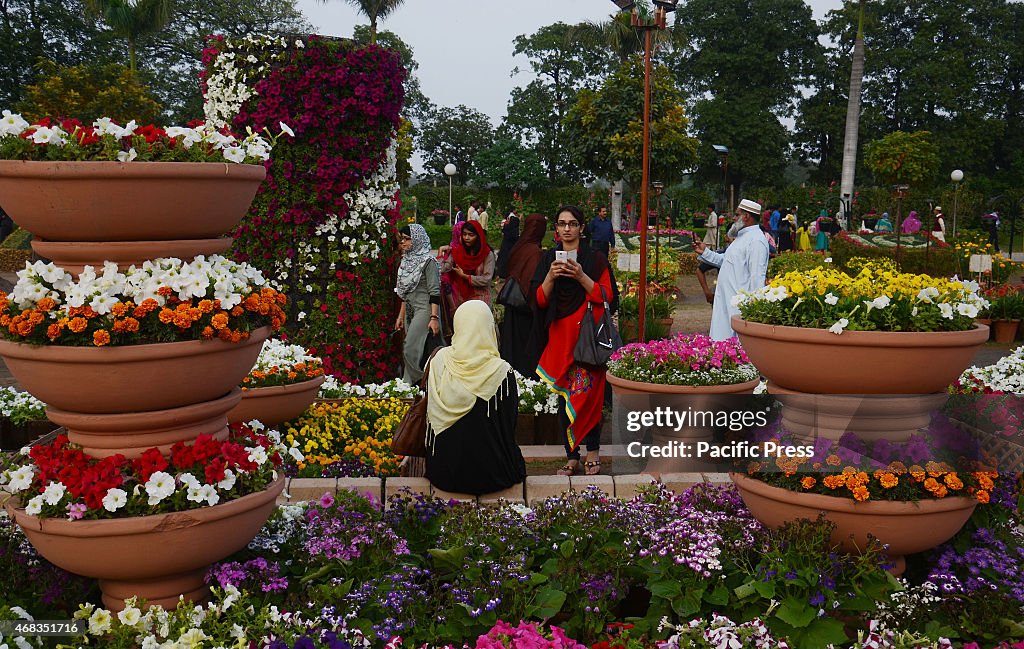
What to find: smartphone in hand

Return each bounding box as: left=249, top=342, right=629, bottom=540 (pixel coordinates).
left=555, top=250, right=568, bottom=262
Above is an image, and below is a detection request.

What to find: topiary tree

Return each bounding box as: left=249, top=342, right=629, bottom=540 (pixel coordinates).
left=863, top=130, right=940, bottom=188
left=17, top=59, right=162, bottom=124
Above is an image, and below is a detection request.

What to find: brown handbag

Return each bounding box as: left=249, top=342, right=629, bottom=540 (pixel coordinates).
left=391, top=347, right=442, bottom=457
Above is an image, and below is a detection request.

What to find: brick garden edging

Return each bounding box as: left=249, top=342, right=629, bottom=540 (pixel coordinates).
left=279, top=473, right=734, bottom=507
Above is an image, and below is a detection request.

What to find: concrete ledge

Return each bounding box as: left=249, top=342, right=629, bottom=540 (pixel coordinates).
left=285, top=472, right=728, bottom=508
left=287, top=478, right=337, bottom=503
left=613, top=474, right=659, bottom=500
left=478, top=482, right=525, bottom=505
left=525, top=475, right=571, bottom=504
left=569, top=474, right=614, bottom=496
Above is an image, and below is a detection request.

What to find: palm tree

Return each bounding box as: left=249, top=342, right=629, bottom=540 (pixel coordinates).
left=839, top=0, right=866, bottom=229
left=319, top=0, right=406, bottom=44
left=84, top=0, right=175, bottom=74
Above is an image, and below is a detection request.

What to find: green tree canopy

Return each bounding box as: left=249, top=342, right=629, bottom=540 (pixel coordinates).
left=84, top=0, right=175, bottom=73
left=17, top=60, right=162, bottom=123
left=417, top=105, right=495, bottom=185
left=471, top=137, right=548, bottom=191
left=864, top=130, right=940, bottom=187
left=563, top=56, right=698, bottom=187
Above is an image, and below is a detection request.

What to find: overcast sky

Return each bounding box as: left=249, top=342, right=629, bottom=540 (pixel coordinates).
left=294, top=0, right=846, bottom=125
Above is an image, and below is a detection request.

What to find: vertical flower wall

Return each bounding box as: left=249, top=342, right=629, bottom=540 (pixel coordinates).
left=203, top=35, right=406, bottom=382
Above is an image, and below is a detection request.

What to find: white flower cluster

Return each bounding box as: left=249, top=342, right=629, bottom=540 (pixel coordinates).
left=250, top=338, right=321, bottom=375
left=319, top=376, right=421, bottom=400
left=514, top=371, right=561, bottom=415
left=11, top=255, right=268, bottom=312
left=0, top=386, right=47, bottom=425
left=202, top=34, right=294, bottom=128
left=959, top=345, right=1024, bottom=393
left=271, top=136, right=399, bottom=288
left=0, top=112, right=276, bottom=164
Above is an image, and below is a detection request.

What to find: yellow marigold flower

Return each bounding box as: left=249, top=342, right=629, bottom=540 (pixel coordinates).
left=92, top=329, right=111, bottom=346
left=800, top=476, right=816, bottom=490
left=851, top=485, right=870, bottom=502
left=823, top=475, right=846, bottom=489
left=826, top=454, right=841, bottom=466
left=944, top=474, right=963, bottom=490
left=68, top=317, right=88, bottom=333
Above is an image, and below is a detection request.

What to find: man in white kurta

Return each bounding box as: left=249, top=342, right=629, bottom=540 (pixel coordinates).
left=693, top=199, right=769, bottom=341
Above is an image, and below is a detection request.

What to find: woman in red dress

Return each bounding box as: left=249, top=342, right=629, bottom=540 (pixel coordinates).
left=439, top=220, right=495, bottom=311
left=529, top=205, right=615, bottom=476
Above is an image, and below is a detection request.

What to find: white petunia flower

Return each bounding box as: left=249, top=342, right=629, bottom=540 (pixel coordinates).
left=42, top=481, right=67, bottom=506
left=116, top=147, right=138, bottom=163
left=25, top=495, right=44, bottom=516
left=828, top=318, right=850, bottom=335
left=222, top=146, right=246, bottom=163
left=870, top=295, right=891, bottom=309
left=824, top=292, right=839, bottom=306
left=102, top=488, right=127, bottom=512
left=117, top=606, right=142, bottom=627
left=88, top=608, right=113, bottom=635
left=144, top=471, right=176, bottom=505
left=938, top=303, right=955, bottom=319
left=5, top=465, right=35, bottom=492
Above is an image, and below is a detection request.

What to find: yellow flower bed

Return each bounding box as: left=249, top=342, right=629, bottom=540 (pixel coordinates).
left=738, top=261, right=987, bottom=332
left=283, top=398, right=409, bottom=477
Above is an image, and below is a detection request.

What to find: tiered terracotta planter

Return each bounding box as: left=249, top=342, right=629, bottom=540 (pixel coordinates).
left=227, top=375, right=326, bottom=427
left=731, top=472, right=977, bottom=576
left=6, top=475, right=284, bottom=611
left=0, top=160, right=265, bottom=270
left=731, top=317, right=989, bottom=395
left=0, top=160, right=279, bottom=611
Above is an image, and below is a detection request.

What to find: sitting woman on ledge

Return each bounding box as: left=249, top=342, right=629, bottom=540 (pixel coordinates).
left=425, top=300, right=525, bottom=495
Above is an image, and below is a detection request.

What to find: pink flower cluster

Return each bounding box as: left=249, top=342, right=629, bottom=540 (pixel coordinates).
left=474, top=620, right=585, bottom=649
left=611, top=333, right=749, bottom=373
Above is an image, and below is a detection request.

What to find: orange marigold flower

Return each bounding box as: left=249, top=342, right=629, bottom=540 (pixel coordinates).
left=92, top=329, right=111, bottom=346
left=878, top=473, right=900, bottom=489
left=800, top=476, right=816, bottom=490
left=27, top=311, right=44, bottom=326
left=157, top=287, right=174, bottom=297
left=924, top=477, right=940, bottom=491
left=198, top=299, right=215, bottom=314
left=944, top=474, right=964, bottom=490
left=16, top=321, right=32, bottom=336
left=910, top=466, right=926, bottom=482
left=888, top=461, right=908, bottom=474
left=825, top=454, right=841, bottom=466
left=110, top=302, right=130, bottom=317
left=36, top=297, right=58, bottom=312
left=124, top=317, right=139, bottom=333
left=188, top=307, right=202, bottom=321
left=976, top=490, right=990, bottom=504
left=46, top=323, right=62, bottom=340
left=158, top=308, right=174, bottom=324
left=231, top=306, right=244, bottom=317
left=978, top=474, right=995, bottom=491
left=112, top=319, right=126, bottom=333
left=201, top=326, right=214, bottom=339
left=823, top=475, right=846, bottom=489
left=68, top=317, right=88, bottom=333
left=218, top=328, right=234, bottom=341
left=172, top=312, right=192, bottom=328
left=841, top=466, right=857, bottom=475
left=0, top=315, right=10, bottom=327
left=851, top=485, right=870, bottom=502
left=211, top=313, right=229, bottom=330
left=230, top=331, right=243, bottom=343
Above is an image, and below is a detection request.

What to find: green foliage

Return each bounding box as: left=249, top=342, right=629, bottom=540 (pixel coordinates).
left=417, top=105, right=495, bottom=184
left=16, top=60, right=161, bottom=124
left=768, top=251, right=829, bottom=279
left=564, top=57, right=698, bottom=187
left=864, top=130, right=941, bottom=187
left=829, top=231, right=957, bottom=277
left=471, top=137, right=548, bottom=192
left=84, top=0, right=174, bottom=72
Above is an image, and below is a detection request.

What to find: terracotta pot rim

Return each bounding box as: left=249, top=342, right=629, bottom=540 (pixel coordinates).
left=0, top=160, right=267, bottom=180
left=32, top=237, right=233, bottom=251
left=6, top=474, right=284, bottom=536
left=607, top=372, right=760, bottom=394
left=240, top=375, right=326, bottom=399
left=46, top=388, right=242, bottom=429
left=730, top=472, right=978, bottom=514
left=731, top=317, right=989, bottom=348
left=0, top=326, right=271, bottom=362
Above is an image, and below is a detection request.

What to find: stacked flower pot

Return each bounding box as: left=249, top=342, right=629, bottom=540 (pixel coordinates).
left=0, top=158, right=284, bottom=610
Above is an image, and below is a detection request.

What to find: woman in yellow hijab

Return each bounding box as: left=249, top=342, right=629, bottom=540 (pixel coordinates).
left=425, top=300, right=525, bottom=494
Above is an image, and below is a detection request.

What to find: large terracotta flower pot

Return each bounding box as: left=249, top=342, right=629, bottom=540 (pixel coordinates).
left=0, top=327, right=270, bottom=414
left=731, top=472, right=977, bottom=575
left=768, top=382, right=948, bottom=442
left=6, top=475, right=284, bottom=612
left=46, top=389, right=242, bottom=458
left=731, top=317, right=988, bottom=394
left=0, top=161, right=266, bottom=241
left=226, top=375, right=326, bottom=427
left=991, top=320, right=1020, bottom=344
left=31, top=238, right=233, bottom=276
left=609, top=373, right=760, bottom=473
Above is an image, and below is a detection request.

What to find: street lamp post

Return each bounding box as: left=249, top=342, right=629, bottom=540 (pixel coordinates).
left=444, top=163, right=457, bottom=227
left=951, top=169, right=964, bottom=238
left=712, top=144, right=729, bottom=232
left=611, top=0, right=677, bottom=342
left=839, top=194, right=852, bottom=231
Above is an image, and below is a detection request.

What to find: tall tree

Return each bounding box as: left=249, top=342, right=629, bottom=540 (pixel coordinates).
left=503, top=22, right=606, bottom=183
left=471, top=137, right=548, bottom=191
left=563, top=56, right=698, bottom=187
left=417, top=105, right=495, bottom=185
left=84, top=0, right=175, bottom=73
left=670, top=0, right=820, bottom=188
left=794, top=48, right=848, bottom=184
left=838, top=0, right=866, bottom=227
left=318, top=0, right=405, bottom=44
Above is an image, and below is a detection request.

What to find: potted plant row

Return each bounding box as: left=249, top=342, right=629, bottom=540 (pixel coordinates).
left=984, top=285, right=1024, bottom=344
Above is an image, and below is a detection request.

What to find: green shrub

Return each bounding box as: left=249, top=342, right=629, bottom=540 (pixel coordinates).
left=830, top=232, right=957, bottom=277
left=768, top=251, right=830, bottom=278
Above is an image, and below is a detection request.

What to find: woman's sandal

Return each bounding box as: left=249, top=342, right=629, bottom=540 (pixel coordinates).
left=584, top=460, right=602, bottom=476
left=556, top=460, right=580, bottom=476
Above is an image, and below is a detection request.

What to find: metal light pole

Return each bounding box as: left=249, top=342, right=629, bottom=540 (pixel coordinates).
left=713, top=144, right=729, bottom=243
left=444, top=163, right=457, bottom=227
left=951, top=169, right=964, bottom=238
left=611, top=0, right=677, bottom=342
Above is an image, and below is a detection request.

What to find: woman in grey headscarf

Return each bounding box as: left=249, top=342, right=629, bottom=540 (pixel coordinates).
left=395, top=224, right=441, bottom=384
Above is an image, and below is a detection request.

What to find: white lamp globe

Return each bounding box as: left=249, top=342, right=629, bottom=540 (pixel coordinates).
left=951, top=169, right=964, bottom=182
left=444, top=163, right=457, bottom=176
